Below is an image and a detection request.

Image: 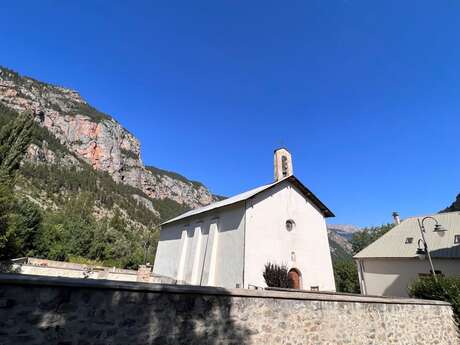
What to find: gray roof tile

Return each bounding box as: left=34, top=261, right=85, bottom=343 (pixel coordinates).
left=354, top=212, right=460, bottom=259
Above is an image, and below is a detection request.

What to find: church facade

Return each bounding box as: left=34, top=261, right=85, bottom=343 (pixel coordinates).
left=153, top=148, right=336, bottom=291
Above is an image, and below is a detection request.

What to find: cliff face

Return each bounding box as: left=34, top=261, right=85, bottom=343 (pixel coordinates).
left=0, top=67, right=215, bottom=211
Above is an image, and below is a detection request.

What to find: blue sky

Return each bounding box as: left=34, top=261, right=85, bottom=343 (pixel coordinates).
left=1, top=1, right=460, bottom=227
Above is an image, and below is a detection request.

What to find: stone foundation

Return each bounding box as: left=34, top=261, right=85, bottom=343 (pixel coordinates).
left=0, top=274, right=458, bottom=344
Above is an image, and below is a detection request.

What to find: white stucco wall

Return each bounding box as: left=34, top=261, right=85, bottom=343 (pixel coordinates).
left=153, top=204, right=245, bottom=289
left=357, top=258, right=460, bottom=297
left=244, top=181, right=335, bottom=291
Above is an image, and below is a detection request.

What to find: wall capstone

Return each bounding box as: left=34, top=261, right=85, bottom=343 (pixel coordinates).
left=0, top=274, right=458, bottom=345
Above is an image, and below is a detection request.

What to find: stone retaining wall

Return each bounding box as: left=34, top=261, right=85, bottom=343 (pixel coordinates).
left=0, top=274, right=458, bottom=345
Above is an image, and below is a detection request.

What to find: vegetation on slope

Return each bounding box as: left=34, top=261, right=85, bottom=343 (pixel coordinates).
left=349, top=223, right=394, bottom=255
left=0, top=104, right=194, bottom=269
left=146, top=165, right=204, bottom=188
left=328, top=236, right=352, bottom=262
left=441, top=193, right=460, bottom=213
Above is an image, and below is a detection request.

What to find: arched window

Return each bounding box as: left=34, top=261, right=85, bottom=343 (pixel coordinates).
left=281, top=155, right=288, bottom=176
left=285, top=219, right=295, bottom=232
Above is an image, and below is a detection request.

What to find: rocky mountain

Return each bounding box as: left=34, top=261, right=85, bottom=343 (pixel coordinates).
left=0, top=66, right=218, bottom=221
left=327, top=224, right=360, bottom=241
left=327, top=224, right=360, bottom=262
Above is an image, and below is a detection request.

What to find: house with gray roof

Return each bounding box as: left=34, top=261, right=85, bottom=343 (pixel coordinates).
left=354, top=211, right=460, bottom=297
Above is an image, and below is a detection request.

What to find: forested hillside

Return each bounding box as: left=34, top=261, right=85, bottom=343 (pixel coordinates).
left=0, top=104, right=189, bottom=268
left=442, top=194, right=460, bottom=213
left=0, top=67, right=218, bottom=268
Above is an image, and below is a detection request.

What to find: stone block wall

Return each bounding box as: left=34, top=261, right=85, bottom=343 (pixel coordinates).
left=0, top=274, right=458, bottom=345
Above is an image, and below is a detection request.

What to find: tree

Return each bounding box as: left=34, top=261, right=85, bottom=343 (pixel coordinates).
left=263, top=262, right=289, bottom=288
left=350, top=223, right=394, bottom=254
left=0, top=110, right=34, bottom=176
left=333, top=260, right=360, bottom=293
left=34, top=193, right=96, bottom=261
left=7, top=199, right=42, bottom=257
left=0, top=110, right=34, bottom=260
left=0, top=180, right=15, bottom=260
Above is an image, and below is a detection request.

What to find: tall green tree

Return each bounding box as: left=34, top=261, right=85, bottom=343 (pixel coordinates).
left=333, top=260, right=360, bottom=293
left=0, top=110, right=35, bottom=260
left=350, top=223, right=394, bottom=254
left=0, top=110, right=34, bottom=176
left=7, top=199, right=42, bottom=257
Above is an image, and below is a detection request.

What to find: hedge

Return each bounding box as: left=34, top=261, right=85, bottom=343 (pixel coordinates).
left=408, top=276, right=460, bottom=325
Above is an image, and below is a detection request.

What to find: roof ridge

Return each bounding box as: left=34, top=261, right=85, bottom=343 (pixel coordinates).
left=401, top=210, right=460, bottom=221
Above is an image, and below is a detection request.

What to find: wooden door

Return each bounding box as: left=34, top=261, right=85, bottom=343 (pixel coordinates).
left=288, top=269, right=300, bottom=289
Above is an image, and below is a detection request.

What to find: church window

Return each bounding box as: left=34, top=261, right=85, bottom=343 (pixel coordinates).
left=286, top=219, right=295, bottom=232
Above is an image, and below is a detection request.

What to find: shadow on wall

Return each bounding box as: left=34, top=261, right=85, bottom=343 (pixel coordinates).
left=0, top=281, right=252, bottom=345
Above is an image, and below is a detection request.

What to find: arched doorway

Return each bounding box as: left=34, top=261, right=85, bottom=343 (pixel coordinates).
left=288, top=268, right=301, bottom=289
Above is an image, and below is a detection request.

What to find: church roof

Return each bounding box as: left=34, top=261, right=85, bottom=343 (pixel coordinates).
left=354, top=212, right=460, bottom=259
left=161, top=175, right=334, bottom=226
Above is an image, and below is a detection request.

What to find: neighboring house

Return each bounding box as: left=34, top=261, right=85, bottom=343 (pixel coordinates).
left=8, top=257, right=175, bottom=284
left=354, top=212, right=460, bottom=297
left=153, top=148, right=336, bottom=291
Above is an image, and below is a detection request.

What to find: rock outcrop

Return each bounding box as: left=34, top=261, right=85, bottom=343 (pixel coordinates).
left=0, top=67, right=215, bottom=210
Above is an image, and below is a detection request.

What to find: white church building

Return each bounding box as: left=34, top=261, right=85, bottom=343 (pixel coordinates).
left=153, top=148, right=336, bottom=291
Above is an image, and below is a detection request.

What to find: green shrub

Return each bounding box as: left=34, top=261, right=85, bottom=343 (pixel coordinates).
left=408, top=276, right=460, bottom=325
left=263, top=262, right=289, bottom=288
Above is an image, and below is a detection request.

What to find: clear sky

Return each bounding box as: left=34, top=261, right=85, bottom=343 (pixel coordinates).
left=1, top=1, right=460, bottom=227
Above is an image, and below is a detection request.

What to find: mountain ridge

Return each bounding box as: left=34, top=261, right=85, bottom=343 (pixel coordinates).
left=0, top=66, right=219, bottom=217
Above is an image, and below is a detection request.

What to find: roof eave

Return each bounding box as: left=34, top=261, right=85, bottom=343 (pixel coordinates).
left=286, top=176, right=335, bottom=218
left=161, top=175, right=335, bottom=227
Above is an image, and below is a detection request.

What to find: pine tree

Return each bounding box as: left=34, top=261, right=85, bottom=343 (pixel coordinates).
left=0, top=110, right=35, bottom=259
left=0, top=110, right=34, bottom=176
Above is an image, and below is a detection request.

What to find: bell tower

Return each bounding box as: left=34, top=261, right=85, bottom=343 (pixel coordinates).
left=274, top=148, right=293, bottom=181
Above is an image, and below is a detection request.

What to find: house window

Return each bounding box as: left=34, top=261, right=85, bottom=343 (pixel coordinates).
left=286, top=219, right=295, bottom=232
left=454, top=234, right=460, bottom=244
left=405, top=237, right=414, bottom=244
left=310, top=286, right=319, bottom=292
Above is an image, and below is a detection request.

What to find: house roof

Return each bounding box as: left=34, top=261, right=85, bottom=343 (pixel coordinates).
left=161, top=175, right=334, bottom=226
left=354, top=212, right=460, bottom=259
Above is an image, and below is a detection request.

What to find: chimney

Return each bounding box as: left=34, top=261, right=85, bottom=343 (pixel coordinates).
left=274, top=148, right=293, bottom=181
left=392, top=212, right=401, bottom=225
